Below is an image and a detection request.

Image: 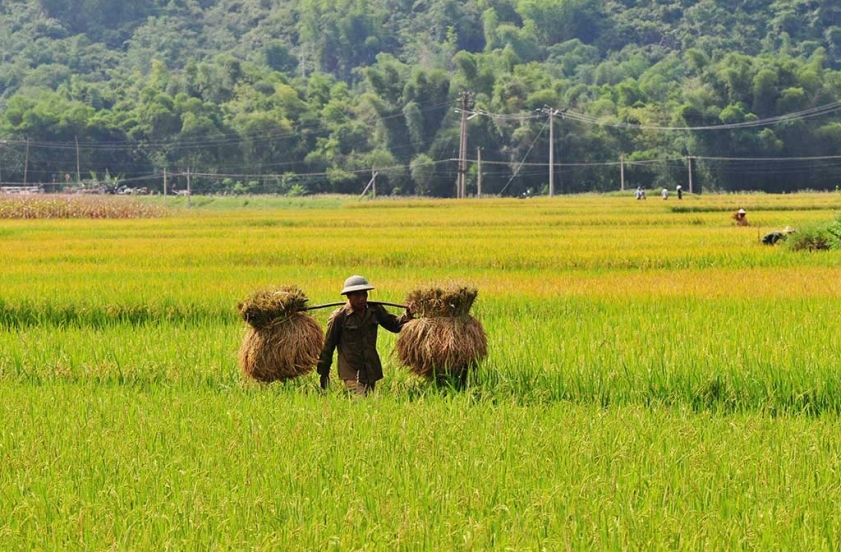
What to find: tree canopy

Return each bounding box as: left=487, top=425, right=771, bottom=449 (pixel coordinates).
left=2, top=0, right=841, bottom=195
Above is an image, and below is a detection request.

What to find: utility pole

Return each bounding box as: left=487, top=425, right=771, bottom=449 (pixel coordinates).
left=686, top=155, right=693, bottom=194
left=372, top=168, right=377, bottom=199
left=548, top=108, right=554, bottom=197
left=75, top=135, right=81, bottom=183
left=358, top=171, right=378, bottom=199
left=23, top=138, right=30, bottom=186
left=186, top=167, right=192, bottom=209
left=163, top=167, right=168, bottom=206
left=620, top=155, right=625, bottom=192
left=456, top=91, right=473, bottom=198
left=476, top=147, right=482, bottom=199
left=540, top=106, right=564, bottom=197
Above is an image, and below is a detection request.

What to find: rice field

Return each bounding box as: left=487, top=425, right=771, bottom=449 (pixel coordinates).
left=2, top=193, right=841, bottom=549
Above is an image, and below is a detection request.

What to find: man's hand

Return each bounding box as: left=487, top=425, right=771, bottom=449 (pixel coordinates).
left=319, top=374, right=329, bottom=390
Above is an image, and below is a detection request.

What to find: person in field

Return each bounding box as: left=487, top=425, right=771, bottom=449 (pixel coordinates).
left=317, top=275, right=412, bottom=395
left=661, top=187, right=669, bottom=200
left=733, top=208, right=748, bottom=226
left=762, top=226, right=796, bottom=245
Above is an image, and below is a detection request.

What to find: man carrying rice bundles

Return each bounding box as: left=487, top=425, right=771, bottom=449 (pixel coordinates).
left=317, top=275, right=413, bottom=396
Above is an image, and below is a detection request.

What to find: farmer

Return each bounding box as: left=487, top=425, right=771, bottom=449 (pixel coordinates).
left=762, top=226, right=796, bottom=245
left=661, top=187, right=669, bottom=200
left=317, top=275, right=412, bottom=395
left=676, top=185, right=683, bottom=199
left=733, top=208, right=748, bottom=226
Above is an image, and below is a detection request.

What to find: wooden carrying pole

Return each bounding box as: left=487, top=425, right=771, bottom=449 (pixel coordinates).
left=304, top=301, right=408, bottom=311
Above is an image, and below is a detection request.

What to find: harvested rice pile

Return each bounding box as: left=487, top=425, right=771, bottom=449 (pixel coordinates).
left=0, top=195, right=166, bottom=219
left=397, top=285, right=487, bottom=379
left=237, top=286, right=323, bottom=382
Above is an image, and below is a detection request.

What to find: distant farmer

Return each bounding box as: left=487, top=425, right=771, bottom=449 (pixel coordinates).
left=662, top=187, right=669, bottom=200
left=317, top=275, right=412, bottom=395
left=676, top=185, right=683, bottom=200
left=732, top=208, right=748, bottom=226
left=762, top=226, right=796, bottom=245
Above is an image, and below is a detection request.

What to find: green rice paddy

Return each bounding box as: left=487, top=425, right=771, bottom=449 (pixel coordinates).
left=2, top=193, right=841, bottom=549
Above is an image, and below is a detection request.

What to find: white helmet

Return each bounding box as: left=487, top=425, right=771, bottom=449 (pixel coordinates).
left=340, top=275, right=375, bottom=295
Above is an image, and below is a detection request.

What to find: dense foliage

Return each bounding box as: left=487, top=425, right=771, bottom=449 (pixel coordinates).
left=1, top=0, right=841, bottom=195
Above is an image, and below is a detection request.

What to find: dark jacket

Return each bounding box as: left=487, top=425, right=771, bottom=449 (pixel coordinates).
left=317, top=303, right=409, bottom=384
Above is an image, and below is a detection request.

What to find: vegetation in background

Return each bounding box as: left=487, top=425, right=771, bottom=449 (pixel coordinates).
left=786, top=216, right=841, bottom=251
left=1, top=0, right=841, bottom=195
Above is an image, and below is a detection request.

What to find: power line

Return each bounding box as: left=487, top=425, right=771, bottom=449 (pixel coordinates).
left=498, top=119, right=548, bottom=196
left=186, top=159, right=450, bottom=180
left=472, top=100, right=841, bottom=132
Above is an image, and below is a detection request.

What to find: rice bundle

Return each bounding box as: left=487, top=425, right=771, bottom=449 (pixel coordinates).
left=397, top=285, right=487, bottom=379
left=238, top=286, right=309, bottom=330
left=237, top=286, right=324, bottom=382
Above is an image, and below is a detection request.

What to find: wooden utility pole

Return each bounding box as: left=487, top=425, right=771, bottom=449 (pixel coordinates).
left=23, top=138, right=30, bottom=186
left=372, top=168, right=377, bottom=199
left=186, top=167, right=192, bottom=208
left=687, top=156, right=693, bottom=194
left=75, top=136, right=81, bottom=183
left=456, top=91, right=473, bottom=198
left=476, top=147, right=482, bottom=199
left=359, top=171, right=378, bottom=199
left=620, top=155, right=625, bottom=191
left=163, top=167, right=168, bottom=206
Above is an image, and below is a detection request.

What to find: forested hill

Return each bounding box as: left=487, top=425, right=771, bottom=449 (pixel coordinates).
left=1, top=0, right=841, bottom=196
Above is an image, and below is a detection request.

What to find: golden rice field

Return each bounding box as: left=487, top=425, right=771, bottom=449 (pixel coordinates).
left=1, top=192, right=841, bottom=549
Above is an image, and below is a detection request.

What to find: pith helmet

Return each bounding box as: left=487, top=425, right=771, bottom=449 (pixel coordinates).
left=341, top=275, right=375, bottom=295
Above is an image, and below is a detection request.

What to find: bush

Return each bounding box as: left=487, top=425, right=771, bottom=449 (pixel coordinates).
left=287, top=183, right=308, bottom=197
left=786, top=222, right=836, bottom=252
left=828, top=218, right=841, bottom=249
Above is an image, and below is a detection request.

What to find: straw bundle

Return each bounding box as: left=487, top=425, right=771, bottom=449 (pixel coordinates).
left=397, top=285, right=487, bottom=379
left=238, top=286, right=309, bottom=330
left=404, top=285, right=479, bottom=318
left=237, top=286, right=323, bottom=382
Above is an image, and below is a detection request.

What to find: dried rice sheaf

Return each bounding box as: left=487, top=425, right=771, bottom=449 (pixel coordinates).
left=404, top=284, right=478, bottom=318
left=238, top=286, right=309, bottom=330
left=398, top=285, right=487, bottom=378
left=237, top=286, right=323, bottom=382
